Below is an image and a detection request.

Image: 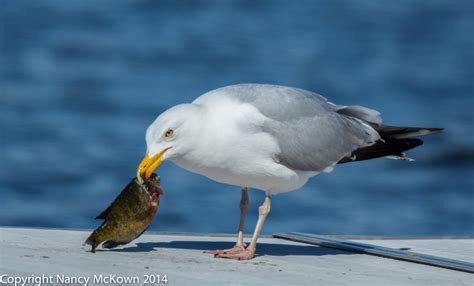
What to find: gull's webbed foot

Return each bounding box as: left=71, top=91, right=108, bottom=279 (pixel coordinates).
left=203, top=244, right=246, bottom=255
left=214, top=247, right=255, bottom=260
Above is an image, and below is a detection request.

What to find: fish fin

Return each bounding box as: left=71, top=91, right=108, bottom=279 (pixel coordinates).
left=95, top=206, right=111, bottom=220
left=94, top=177, right=143, bottom=220
left=102, top=240, right=128, bottom=249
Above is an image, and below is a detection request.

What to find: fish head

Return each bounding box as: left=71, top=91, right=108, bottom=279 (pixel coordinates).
left=145, top=173, right=164, bottom=208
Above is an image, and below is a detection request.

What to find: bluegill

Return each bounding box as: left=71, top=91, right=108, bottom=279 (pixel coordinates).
left=85, top=174, right=163, bottom=252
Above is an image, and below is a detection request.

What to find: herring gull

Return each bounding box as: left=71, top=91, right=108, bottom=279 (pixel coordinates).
left=137, top=84, right=442, bottom=260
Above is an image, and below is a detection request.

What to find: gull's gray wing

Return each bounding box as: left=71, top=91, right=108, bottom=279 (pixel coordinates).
left=264, top=111, right=379, bottom=171
left=210, top=84, right=381, bottom=171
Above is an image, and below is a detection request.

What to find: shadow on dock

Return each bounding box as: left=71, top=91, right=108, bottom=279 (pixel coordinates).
left=103, top=241, right=351, bottom=257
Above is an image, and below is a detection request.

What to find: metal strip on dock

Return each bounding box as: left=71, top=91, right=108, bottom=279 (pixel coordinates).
left=273, top=232, right=474, bottom=273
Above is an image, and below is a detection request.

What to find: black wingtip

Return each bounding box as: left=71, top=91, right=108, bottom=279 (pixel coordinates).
left=338, top=137, right=425, bottom=164
left=431, top=127, right=444, bottom=133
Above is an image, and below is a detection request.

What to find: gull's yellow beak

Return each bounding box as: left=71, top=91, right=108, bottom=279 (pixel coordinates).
left=137, top=147, right=172, bottom=180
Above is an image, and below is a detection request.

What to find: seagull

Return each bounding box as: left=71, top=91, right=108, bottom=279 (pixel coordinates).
left=137, top=84, right=442, bottom=260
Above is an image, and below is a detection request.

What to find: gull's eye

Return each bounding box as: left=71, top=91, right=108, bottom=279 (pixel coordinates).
left=164, top=128, right=174, bottom=138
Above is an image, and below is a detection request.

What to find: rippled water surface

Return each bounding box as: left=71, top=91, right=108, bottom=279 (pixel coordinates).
left=1, top=0, right=473, bottom=235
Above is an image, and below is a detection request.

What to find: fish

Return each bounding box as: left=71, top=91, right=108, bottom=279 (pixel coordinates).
left=85, top=174, right=163, bottom=252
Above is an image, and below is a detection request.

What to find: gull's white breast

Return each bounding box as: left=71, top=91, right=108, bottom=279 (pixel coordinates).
left=170, top=95, right=317, bottom=194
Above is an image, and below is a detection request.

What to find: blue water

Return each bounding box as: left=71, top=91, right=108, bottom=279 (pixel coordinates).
left=1, top=1, right=473, bottom=236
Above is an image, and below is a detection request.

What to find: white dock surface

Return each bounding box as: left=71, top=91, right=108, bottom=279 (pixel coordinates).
left=0, top=227, right=472, bottom=285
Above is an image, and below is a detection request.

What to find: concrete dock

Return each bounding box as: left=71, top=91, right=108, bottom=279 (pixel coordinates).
left=0, top=227, right=472, bottom=285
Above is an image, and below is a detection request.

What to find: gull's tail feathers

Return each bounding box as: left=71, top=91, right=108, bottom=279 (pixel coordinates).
left=375, top=125, right=444, bottom=139
left=338, top=125, right=443, bottom=164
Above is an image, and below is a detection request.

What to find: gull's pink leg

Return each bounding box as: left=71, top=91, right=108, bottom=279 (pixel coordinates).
left=204, top=187, right=249, bottom=255
left=215, top=194, right=271, bottom=260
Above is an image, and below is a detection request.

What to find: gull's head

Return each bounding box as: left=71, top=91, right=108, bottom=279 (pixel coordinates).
left=137, top=104, right=202, bottom=179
